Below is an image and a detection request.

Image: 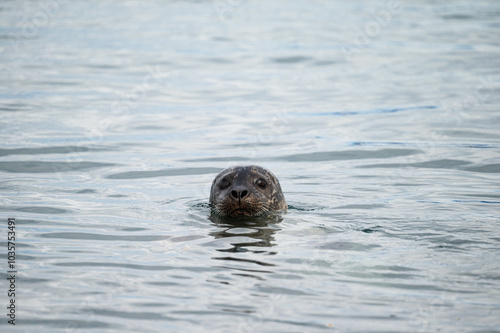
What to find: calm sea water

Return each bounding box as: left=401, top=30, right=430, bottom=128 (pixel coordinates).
left=1, top=0, right=500, bottom=332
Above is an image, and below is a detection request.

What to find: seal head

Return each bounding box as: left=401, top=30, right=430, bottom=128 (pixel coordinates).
left=209, top=165, right=287, bottom=217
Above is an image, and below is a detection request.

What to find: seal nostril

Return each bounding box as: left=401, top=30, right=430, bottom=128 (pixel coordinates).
left=231, top=189, right=248, bottom=199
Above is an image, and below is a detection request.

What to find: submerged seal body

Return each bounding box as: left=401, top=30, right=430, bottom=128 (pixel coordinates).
left=209, top=165, right=287, bottom=217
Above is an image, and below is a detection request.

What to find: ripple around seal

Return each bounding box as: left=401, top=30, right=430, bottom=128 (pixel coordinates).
left=106, top=167, right=221, bottom=179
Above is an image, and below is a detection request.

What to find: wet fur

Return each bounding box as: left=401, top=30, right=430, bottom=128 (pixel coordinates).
left=209, top=165, right=287, bottom=217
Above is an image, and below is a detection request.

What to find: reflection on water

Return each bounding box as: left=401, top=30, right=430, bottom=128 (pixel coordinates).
left=209, top=214, right=282, bottom=251
left=1, top=0, right=500, bottom=332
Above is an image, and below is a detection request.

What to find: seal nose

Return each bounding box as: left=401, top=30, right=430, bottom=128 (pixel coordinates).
left=231, top=188, right=248, bottom=200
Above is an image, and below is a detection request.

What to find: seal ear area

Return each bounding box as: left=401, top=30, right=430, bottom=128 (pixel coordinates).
left=211, top=169, right=224, bottom=187
left=209, top=170, right=227, bottom=204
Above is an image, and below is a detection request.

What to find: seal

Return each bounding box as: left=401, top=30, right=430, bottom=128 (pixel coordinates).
left=209, top=165, right=287, bottom=217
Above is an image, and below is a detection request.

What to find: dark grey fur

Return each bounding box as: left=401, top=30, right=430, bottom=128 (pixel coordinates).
left=209, top=165, right=287, bottom=217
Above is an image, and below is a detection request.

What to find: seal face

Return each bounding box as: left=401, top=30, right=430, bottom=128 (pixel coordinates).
left=209, top=165, right=287, bottom=217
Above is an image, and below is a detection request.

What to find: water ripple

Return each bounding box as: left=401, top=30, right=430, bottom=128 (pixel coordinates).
left=55, top=262, right=218, bottom=272
left=300, top=105, right=438, bottom=116
left=360, top=159, right=500, bottom=173
left=0, top=145, right=111, bottom=156
left=1, top=206, right=71, bottom=214
left=40, top=232, right=169, bottom=241
left=107, top=167, right=221, bottom=179
left=277, top=148, right=421, bottom=162
left=0, top=161, right=115, bottom=173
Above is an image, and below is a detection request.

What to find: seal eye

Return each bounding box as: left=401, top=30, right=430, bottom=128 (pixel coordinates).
left=256, top=178, right=267, bottom=189
left=219, top=178, right=231, bottom=190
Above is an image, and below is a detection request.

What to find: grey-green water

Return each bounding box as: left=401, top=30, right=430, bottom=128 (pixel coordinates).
left=1, top=0, right=500, bottom=332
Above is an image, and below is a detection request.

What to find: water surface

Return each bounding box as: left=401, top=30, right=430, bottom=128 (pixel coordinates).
left=1, top=0, right=500, bottom=332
